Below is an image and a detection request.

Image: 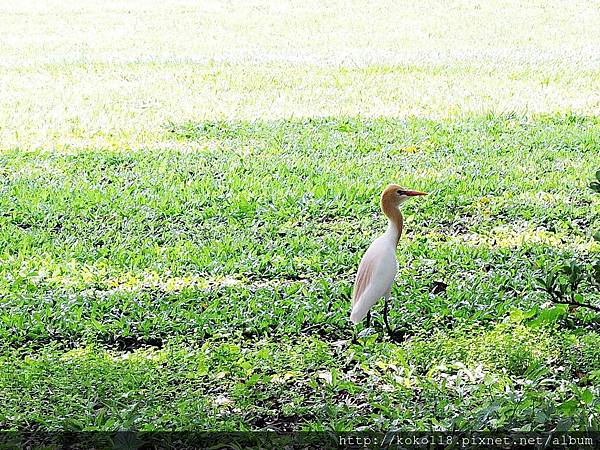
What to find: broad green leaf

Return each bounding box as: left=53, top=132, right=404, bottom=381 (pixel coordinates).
left=581, top=388, right=593, bottom=404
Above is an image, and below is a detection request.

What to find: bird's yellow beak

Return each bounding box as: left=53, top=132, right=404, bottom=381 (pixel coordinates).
left=404, top=190, right=428, bottom=196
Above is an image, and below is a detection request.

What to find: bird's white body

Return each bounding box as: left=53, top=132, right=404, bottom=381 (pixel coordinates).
left=350, top=221, right=400, bottom=324
left=349, top=184, right=426, bottom=328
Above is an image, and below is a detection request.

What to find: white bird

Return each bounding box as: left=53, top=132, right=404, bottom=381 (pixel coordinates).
left=350, top=184, right=427, bottom=336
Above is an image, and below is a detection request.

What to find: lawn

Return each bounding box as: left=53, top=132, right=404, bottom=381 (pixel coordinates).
left=1, top=0, right=600, bottom=433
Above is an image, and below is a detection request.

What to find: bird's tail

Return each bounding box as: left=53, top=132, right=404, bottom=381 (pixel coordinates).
left=349, top=300, right=369, bottom=324
left=351, top=289, right=358, bottom=307
left=350, top=285, right=382, bottom=324
left=350, top=286, right=363, bottom=322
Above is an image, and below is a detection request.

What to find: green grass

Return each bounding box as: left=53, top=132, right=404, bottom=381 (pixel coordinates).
left=1, top=0, right=600, bottom=433
left=1, top=115, right=599, bottom=431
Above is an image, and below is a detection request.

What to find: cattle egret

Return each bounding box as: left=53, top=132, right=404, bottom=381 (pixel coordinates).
left=350, top=184, right=427, bottom=337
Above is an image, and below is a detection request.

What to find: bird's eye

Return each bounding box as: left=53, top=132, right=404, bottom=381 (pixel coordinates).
left=396, top=189, right=404, bottom=195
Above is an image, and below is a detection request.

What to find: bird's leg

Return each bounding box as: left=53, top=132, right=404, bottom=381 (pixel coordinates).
left=366, top=311, right=371, bottom=328
left=383, top=296, right=393, bottom=336
left=382, top=296, right=406, bottom=343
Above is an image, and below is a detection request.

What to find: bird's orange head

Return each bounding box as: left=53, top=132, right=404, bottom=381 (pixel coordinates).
left=380, top=183, right=428, bottom=211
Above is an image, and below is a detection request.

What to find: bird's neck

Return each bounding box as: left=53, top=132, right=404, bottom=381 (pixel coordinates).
left=383, top=205, right=403, bottom=245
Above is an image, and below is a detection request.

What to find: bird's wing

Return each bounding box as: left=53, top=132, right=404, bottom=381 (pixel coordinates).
left=350, top=244, right=397, bottom=324
left=351, top=251, right=376, bottom=307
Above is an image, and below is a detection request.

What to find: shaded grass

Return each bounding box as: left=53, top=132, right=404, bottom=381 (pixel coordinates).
left=2, top=325, right=599, bottom=431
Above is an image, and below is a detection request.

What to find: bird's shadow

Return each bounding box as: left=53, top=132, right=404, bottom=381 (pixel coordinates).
left=352, top=323, right=408, bottom=344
